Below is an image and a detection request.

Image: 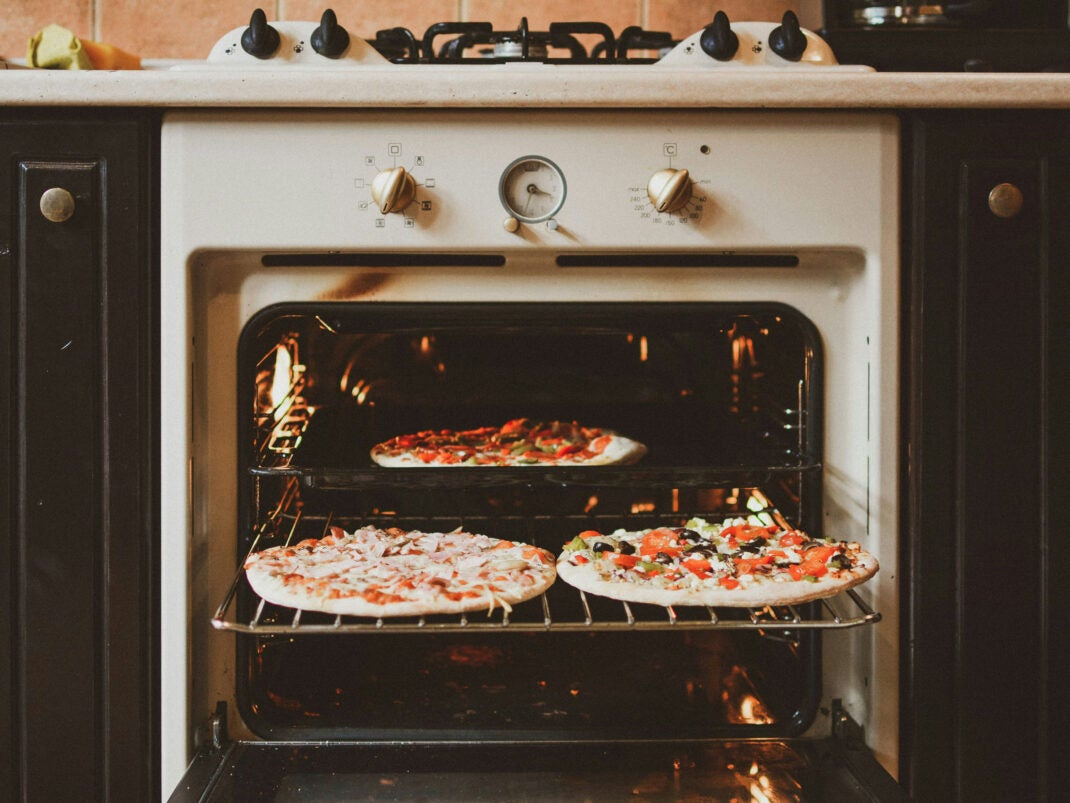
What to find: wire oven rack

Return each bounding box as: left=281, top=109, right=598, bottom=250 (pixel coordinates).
left=212, top=497, right=882, bottom=636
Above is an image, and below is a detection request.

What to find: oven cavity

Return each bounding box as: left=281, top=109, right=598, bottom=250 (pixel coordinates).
left=215, top=301, right=880, bottom=741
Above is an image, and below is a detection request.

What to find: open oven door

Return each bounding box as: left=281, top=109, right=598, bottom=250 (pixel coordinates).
left=169, top=702, right=907, bottom=802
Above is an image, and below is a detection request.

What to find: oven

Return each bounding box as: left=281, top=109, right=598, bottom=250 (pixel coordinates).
left=160, top=103, right=902, bottom=800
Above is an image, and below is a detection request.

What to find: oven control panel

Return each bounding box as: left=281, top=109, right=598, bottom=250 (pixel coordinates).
left=163, top=109, right=895, bottom=252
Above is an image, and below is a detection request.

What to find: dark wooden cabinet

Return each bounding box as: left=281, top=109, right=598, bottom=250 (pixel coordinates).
left=0, top=110, right=158, bottom=801
left=902, top=110, right=1069, bottom=801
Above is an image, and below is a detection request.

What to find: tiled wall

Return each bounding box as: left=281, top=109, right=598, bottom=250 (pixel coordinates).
left=2, top=0, right=816, bottom=62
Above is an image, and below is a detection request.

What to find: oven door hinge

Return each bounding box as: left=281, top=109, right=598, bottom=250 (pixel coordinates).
left=830, top=698, right=866, bottom=749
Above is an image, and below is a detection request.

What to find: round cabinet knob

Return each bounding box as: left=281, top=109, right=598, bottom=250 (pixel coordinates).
left=39, top=187, right=75, bottom=223
left=769, top=10, right=807, bottom=62
left=647, top=168, right=692, bottom=213
left=699, top=11, right=739, bottom=62
left=241, top=8, right=281, bottom=59
left=988, top=182, right=1024, bottom=219
left=311, top=9, right=350, bottom=58
left=370, top=166, right=417, bottom=214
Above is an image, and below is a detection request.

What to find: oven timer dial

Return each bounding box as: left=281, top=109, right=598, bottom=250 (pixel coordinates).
left=499, top=156, right=566, bottom=226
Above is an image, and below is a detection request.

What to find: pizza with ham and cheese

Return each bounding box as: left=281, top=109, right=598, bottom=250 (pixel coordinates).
left=244, top=525, right=557, bottom=617
left=370, top=418, right=647, bottom=467
left=556, top=517, right=878, bottom=608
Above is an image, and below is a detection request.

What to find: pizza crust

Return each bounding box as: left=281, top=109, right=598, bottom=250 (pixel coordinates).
left=244, top=526, right=557, bottom=617
left=556, top=550, right=878, bottom=608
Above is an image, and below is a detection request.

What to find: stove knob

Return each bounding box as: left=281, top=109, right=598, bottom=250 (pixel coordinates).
left=699, top=11, right=739, bottom=62
left=371, top=166, right=416, bottom=214
left=647, top=168, right=692, bottom=214
left=311, top=9, right=350, bottom=58
left=769, top=10, right=807, bottom=62
left=241, top=8, right=281, bottom=59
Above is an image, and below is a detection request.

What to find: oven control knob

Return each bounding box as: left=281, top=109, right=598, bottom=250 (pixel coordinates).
left=241, top=8, right=281, bottom=59
left=769, top=10, right=807, bottom=62
left=699, top=11, right=739, bottom=62
left=370, top=166, right=416, bottom=214
left=311, top=9, right=350, bottom=58
left=646, top=168, right=692, bottom=214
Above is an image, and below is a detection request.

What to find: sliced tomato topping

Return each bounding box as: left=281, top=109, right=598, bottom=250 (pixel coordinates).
left=611, top=553, right=639, bottom=569
left=735, top=555, right=775, bottom=575
left=639, top=529, right=682, bottom=558
left=779, top=531, right=807, bottom=547
left=718, top=576, right=740, bottom=590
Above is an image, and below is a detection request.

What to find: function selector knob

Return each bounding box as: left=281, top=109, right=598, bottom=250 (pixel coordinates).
left=371, top=166, right=417, bottom=214
left=699, top=11, right=739, bottom=62
left=311, top=9, right=350, bottom=58
left=241, top=8, right=281, bottom=59
left=647, top=168, right=693, bottom=214
left=769, top=10, right=807, bottom=62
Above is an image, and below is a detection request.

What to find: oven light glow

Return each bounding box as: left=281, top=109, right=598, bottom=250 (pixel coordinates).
left=639, top=335, right=648, bottom=362
left=584, top=495, right=599, bottom=513
left=738, top=694, right=774, bottom=724
left=419, top=335, right=433, bottom=356
left=270, top=347, right=293, bottom=421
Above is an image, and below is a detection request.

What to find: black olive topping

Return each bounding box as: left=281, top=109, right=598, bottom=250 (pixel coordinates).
left=742, top=536, right=767, bottom=550
left=829, top=554, right=852, bottom=570
left=674, top=528, right=704, bottom=542
left=654, top=551, right=676, bottom=565
left=618, top=540, right=636, bottom=555
left=591, top=541, right=616, bottom=554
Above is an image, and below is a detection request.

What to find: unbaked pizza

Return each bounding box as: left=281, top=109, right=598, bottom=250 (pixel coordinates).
left=370, top=418, right=647, bottom=467
left=244, top=525, right=557, bottom=616
left=556, top=517, right=878, bottom=608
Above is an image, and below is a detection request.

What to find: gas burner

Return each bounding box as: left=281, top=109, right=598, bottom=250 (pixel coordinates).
left=419, top=18, right=621, bottom=63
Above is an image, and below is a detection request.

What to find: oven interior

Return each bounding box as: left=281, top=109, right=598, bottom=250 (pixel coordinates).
left=215, top=300, right=883, bottom=743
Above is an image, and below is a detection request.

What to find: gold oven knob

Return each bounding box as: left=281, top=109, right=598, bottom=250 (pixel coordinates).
left=39, top=187, right=76, bottom=223
left=646, top=168, right=692, bottom=214
left=370, top=166, right=417, bottom=214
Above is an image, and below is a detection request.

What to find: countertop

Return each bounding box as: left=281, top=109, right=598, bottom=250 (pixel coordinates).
left=2, top=65, right=1070, bottom=108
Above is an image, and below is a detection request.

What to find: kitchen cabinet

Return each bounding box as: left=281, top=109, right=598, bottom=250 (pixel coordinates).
left=0, top=110, right=158, bottom=801
left=903, top=110, right=1069, bottom=802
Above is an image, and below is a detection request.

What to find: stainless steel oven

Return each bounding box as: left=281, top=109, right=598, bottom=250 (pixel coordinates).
left=160, top=105, right=902, bottom=800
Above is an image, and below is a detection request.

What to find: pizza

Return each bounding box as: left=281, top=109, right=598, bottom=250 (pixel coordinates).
left=244, top=525, right=557, bottom=617
left=370, top=417, right=647, bottom=467
left=556, top=517, right=878, bottom=608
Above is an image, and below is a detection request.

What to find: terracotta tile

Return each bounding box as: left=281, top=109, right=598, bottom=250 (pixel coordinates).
left=647, top=0, right=800, bottom=39
left=98, top=0, right=269, bottom=60
left=282, top=0, right=460, bottom=40
left=465, top=0, right=641, bottom=30
left=1, top=0, right=91, bottom=61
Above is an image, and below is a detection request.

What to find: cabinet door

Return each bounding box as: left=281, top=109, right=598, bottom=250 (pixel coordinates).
left=905, top=111, right=1069, bottom=802
left=0, top=111, right=157, bottom=802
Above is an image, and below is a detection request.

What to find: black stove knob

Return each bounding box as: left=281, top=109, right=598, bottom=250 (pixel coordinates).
left=768, top=10, right=807, bottom=62
left=311, top=9, right=350, bottom=58
left=699, top=11, right=739, bottom=62
left=241, top=8, right=281, bottom=59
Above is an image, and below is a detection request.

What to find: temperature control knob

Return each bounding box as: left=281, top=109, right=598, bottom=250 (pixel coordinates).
left=370, top=166, right=417, bottom=214
left=311, top=9, right=350, bottom=58
left=241, top=8, right=281, bottom=59
left=647, top=168, right=692, bottom=214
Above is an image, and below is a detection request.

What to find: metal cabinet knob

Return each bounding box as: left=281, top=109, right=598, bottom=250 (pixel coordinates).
left=988, top=182, right=1024, bottom=219
left=39, top=187, right=76, bottom=223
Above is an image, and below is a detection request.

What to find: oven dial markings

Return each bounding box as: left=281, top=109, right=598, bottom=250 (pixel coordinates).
left=354, top=145, right=436, bottom=227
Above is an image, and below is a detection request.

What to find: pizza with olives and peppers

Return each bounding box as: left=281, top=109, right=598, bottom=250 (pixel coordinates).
left=556, top=517, right=878, bottom=608
left=244, top=525, right=557, bottom=617
left=370, top=418, right=647, bottom=467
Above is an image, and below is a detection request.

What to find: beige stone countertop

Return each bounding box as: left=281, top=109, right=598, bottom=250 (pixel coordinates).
left=2, top=64, right=1070, bottom=108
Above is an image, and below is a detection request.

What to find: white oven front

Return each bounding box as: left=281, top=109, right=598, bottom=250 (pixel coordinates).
left=160, top=109, right=899, bottom=797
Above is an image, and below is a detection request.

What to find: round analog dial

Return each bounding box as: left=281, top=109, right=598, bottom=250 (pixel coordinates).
left=499, top=156, right=566, bottom=223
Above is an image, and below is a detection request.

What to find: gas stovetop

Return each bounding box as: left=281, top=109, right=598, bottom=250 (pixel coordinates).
left=182, top=7, right=867, bottom=71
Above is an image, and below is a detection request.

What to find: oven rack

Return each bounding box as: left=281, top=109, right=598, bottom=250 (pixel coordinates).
left=212, top=573, right=880, bottom=635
